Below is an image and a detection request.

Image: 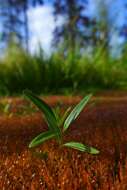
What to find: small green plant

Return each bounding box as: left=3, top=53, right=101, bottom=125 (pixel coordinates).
left=24, top=90, right=99, bottom=154
left=0, top=101, right=11, bottom=114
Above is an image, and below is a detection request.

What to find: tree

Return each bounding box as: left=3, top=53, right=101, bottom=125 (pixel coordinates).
left=0, top=0, right=43, bottom=51
left=53, top=0, right=94, bottom=56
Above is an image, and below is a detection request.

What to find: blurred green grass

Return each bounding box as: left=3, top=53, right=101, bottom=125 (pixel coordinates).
left=0, top=44, right=127, bottom=96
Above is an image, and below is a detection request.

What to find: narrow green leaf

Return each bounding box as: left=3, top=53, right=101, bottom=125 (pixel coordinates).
left=24, top=90, right=56, bottom=128
left=63, top=94, right=92, bottom=132
left=29, top=130, right=55, bottom=148
left=63, top=142, right=100, bottom=154
left=24, top=90, right=61, bottom=141
left=53, top=106, right=61, bottom=123
left=59, top=107, right=71, bottom=127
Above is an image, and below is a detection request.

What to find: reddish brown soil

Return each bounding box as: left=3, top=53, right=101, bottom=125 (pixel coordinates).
left=0, top=94, right=127, bottom=189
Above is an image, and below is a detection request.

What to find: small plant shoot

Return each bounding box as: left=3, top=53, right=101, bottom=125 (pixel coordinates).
left=24, top=90, right=99, bottom=154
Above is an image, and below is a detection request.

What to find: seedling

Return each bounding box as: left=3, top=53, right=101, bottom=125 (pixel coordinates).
left=0, top=101, right=11, bottom=115
left=24, top=90, right=99, bottom=154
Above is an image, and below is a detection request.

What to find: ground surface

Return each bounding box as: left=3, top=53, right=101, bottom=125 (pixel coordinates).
left=0, top=93, right=127, bottom=189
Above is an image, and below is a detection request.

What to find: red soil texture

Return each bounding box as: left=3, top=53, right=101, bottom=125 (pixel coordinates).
left=0, top=94, right=127, bottom=189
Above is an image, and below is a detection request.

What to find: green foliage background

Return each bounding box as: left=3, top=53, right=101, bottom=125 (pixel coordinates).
left=0, top=44, right=127, bottom=96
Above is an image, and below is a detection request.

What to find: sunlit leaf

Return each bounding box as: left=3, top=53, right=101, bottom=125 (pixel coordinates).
left=63, top=94, right=92, bottom=132
left=29, top=130, right=55, bottom=148
left=58, top=107, right=71, bottom=127
left=63, top=141, right=99, bottom=154
left=24, top=90, right=61, bottom=141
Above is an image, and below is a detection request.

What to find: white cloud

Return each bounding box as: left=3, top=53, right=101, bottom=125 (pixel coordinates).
left=27, top=5, right=64, bottom=54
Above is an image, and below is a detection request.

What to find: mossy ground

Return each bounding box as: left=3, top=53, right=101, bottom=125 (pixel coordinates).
left=0, top=94, right=127, bottom=189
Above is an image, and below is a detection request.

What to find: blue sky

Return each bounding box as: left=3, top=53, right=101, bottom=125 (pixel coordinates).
left=27, top=0, right=125, bottom=54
